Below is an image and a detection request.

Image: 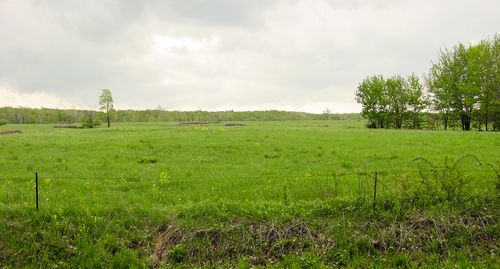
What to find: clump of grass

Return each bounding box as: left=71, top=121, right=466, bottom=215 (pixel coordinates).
left=138, top=156, right=158, bottom=164
left=264, top=152, right=281, bottom=159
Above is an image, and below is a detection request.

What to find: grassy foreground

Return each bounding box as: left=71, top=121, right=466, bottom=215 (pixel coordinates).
left=0, top=121, right=499, bottom=268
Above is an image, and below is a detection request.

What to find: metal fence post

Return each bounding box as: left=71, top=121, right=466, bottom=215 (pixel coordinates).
left=35, top=172, right=39, bottom=211
left=373, top=171, right=378, bottom=210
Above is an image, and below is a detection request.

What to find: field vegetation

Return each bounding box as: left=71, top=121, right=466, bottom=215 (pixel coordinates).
left=0, top=121, right=498, bottom=268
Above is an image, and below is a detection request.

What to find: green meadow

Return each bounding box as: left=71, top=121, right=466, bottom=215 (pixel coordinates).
left=0, top=121, right=499, bottom=268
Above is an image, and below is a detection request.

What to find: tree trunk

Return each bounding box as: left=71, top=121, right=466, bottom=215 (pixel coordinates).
left=485, top=110, right=488, bottom=131
left=443, top=114, right=448, bottom=131
left=107, top=110, right=110, bottom=128
left=461, top=113, right=471, bottom=131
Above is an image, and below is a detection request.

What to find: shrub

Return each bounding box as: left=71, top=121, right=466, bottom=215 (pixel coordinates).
left=0, top=119, right=8, bottom=125
left=80, top=118, right=102, bottom=128
left=402, top=155, right=485, bottom=204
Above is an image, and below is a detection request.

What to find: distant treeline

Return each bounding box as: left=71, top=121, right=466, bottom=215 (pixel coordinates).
left=0, top=107, right=362, bottom=124
left=356, top=35, right=500, bottom=131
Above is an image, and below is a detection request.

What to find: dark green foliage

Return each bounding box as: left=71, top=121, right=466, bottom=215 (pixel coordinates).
left=0, top=119, right=7, bottom=125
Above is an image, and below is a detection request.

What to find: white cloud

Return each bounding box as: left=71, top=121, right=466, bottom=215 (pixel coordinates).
left=151, top=34, right=220, bottom=54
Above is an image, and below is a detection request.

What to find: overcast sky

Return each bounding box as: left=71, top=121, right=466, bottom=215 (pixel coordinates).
left=0, top=0, right=499, bottom=113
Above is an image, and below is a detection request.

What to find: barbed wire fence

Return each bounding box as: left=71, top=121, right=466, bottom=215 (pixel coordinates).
left=0, top=167, right=498, bottom=211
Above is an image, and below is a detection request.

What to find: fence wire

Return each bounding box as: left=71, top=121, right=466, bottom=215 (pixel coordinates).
left=0, top=168, right=497, bottom=182
left=1, top=167, right=497, bottom=212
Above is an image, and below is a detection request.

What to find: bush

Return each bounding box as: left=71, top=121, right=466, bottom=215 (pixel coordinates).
left=366, top=121, right=377, bottom=128
left=401, top=155, right=486, bottom=205
left=80, top=119, right=102, bottom=128
left=0, top=119, right=8, bottom=125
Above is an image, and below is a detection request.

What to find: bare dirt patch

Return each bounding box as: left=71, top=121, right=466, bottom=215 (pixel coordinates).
left=53, top=125, right=82, bottom=129
left=177, top=121, right=221, bottom=126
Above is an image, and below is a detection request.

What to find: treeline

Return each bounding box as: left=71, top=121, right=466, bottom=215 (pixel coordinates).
left=356, top=35, right=500, bottom=131
left=0, top=107, right=362, bottom=124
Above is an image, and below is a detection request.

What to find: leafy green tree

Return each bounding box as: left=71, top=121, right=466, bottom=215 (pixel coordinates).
left=355, top=75, right=387, bottom=128
left=427, top=59, right=455, bottom=130
left=99, top=89, right=114, bottom=127
left=386, top=75, right=408, bottom=129
left=492, top=35, right=500, bottom=131
left=406, top=74, right=427, bottom=129
left=478, top=35, right=500, bottom=131
left=429, top=38, right=500, bottom=131
left=465, top=41, right=491, bottom=131
left=356, top=74, right=426, bottom=129
left=427, top=44, right=481, bottom=131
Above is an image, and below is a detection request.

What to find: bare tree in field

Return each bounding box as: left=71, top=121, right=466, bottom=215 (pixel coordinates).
left=99, top=89, right=114, bottom=127
left=322, top=107, right=332, bottom=120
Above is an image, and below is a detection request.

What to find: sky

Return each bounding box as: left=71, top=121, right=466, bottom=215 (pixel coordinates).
left=0, top=0, right=499, bottom=113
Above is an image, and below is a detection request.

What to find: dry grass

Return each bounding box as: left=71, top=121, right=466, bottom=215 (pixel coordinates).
left=0, top=129, right=22, bottom=134
left=152, top=220, right=334, bottom=267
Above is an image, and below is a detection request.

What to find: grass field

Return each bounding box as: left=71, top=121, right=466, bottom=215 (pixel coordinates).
left=0, top=121, right=499, bottom=268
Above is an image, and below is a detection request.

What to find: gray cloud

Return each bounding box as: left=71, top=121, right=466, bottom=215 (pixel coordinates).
left=0, top=0, right=499, bottom=112
left=147, top=0, right=279, bottom=28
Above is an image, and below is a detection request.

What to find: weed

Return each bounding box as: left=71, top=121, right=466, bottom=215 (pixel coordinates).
left=169, top=244, right=188, bottom=263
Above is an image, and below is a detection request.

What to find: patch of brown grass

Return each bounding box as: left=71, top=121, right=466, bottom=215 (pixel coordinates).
left=0, top=129, right=22, bottom=135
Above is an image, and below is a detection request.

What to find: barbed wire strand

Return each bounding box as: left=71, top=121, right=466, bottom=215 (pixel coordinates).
left=1, top=168, right=497, bottom=182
